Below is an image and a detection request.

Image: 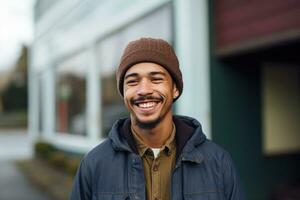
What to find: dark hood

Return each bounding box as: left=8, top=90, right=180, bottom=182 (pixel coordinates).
left=108, top=115, right=207, bottom=159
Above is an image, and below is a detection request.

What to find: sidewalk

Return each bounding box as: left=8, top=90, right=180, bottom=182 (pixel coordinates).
left=0, top=129, right=32, bottom=160
left=0, top=161, right=49, bottom=200
left=0, top=130, right=49, bottom=200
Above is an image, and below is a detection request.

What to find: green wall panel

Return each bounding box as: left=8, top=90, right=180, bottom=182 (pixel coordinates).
left=209, top=1, right=300, bottom=200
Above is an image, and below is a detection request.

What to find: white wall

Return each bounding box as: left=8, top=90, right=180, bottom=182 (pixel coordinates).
left=174, top=0, right=211, bottom=138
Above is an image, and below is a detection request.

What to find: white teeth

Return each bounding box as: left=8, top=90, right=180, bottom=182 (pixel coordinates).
left=138, top=102, right=156, bottom=108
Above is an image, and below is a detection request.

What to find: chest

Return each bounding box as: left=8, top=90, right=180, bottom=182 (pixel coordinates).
left=91, top=154, right=225, bottom=200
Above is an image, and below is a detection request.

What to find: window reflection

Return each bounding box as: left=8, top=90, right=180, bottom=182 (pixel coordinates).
left=98, top=36, right=128, bottom=137
left=55, top=52, right=88, bottom=135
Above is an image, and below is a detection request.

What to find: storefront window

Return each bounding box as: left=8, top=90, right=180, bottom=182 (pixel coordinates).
left=97, top=4, right=172, bottom=137
left=55, top=51, right=88, bottom=135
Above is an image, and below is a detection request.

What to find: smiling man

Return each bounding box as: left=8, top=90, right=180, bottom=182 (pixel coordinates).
left=70, top=38, right=245, bottom=200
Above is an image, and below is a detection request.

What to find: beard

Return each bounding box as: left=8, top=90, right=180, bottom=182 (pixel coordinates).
left=132, top=103, right=173, bottom=130
left=134, top=116, right=162, bottom=129
left=129, top=94, right=173, bottom=130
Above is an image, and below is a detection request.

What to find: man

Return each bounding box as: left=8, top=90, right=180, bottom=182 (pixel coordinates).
left=70, top=38, right=245, bottom=200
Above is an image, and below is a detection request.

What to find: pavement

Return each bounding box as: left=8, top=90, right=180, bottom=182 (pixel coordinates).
left=0, top=130, right=49, bottom=200
left=0, top=129, right=32, bottom=160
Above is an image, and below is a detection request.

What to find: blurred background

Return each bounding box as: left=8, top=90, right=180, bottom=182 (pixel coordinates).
left=0, top=0, right=299, bottom=199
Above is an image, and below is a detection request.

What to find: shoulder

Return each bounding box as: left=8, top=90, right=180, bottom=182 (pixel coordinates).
left=197, top=139, right=234, bottom=168
left=81, top=138, right=114, bottom=167
left=200, top=139, right=229, bottom=155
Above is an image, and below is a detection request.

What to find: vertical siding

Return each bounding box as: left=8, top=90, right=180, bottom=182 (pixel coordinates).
left=215, top=0, right=300, bottom=53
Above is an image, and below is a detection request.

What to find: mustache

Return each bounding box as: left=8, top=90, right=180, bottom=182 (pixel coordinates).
left=131, top=95, right=163, bottom=104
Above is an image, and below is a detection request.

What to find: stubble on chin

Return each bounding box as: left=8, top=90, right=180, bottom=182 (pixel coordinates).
left=133, top=116, right=161, bottom=130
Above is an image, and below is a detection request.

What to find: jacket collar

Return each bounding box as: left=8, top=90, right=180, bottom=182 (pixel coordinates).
left=173, top=116, right=206, bottom=164
left=108, top=115, right=207, bottom=162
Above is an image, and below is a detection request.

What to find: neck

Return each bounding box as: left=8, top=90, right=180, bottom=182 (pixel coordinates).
left=131, top=113, right=173, bottom=148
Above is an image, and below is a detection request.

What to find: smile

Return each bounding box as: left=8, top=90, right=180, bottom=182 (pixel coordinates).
left=133, top=99, right=162, bottom=113
left=137, top=102, right=157, bottom=108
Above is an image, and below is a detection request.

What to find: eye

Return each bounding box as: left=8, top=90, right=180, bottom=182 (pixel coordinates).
left=126, top=79, right=138, bottom=86
left=152, top=77, right=163, bottom=83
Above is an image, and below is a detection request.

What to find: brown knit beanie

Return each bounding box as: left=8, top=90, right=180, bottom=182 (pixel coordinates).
left=116, top=37, right=183, bottom=101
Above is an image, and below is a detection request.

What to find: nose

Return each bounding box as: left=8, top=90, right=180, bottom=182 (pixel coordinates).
left=137, top=79, right=153, bottom=96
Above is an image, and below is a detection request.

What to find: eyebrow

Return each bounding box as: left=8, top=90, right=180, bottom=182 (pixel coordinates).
left=149, top=71, right=166, bottom=76
left=124, top=73, right=139, bottom=80
left=124, top=71, right=167, bottom=80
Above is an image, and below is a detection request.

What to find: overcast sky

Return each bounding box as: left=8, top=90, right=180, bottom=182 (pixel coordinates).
left=0, top=0, right=35, bottom=72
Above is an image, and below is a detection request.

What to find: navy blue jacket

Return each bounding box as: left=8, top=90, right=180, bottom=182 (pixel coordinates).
left=70, top=116, right=245, bottom=200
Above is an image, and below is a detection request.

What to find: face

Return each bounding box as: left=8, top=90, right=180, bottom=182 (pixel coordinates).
left=123, top=62, right=179, bottom=129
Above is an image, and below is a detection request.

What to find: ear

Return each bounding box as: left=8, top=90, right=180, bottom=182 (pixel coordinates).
left=173, top=83, right=179, bottom=99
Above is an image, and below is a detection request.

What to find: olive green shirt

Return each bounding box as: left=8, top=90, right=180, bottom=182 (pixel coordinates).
left=131, top=124, right=176, bottom=200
